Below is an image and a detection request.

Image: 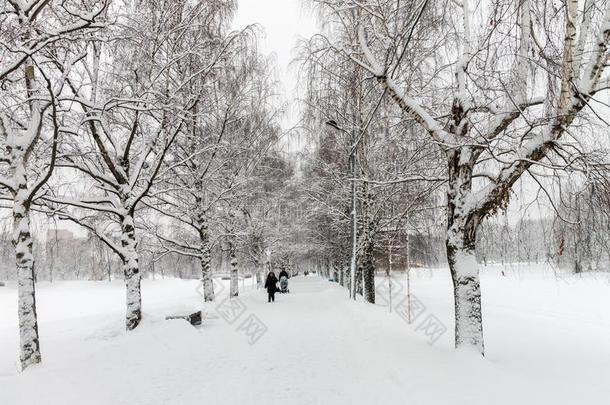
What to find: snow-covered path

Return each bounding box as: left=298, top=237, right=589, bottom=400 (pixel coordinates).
left=1, top=272, right=609, bottom=404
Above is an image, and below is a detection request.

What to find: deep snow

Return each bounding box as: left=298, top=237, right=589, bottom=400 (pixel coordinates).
left=0, top=265, right=609, bottom=404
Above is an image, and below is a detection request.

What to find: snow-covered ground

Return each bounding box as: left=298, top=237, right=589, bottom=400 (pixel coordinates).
left=1, top=265, right=609, bottom=404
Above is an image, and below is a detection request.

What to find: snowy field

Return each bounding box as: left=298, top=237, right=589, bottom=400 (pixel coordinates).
left=1, top=265, right=609, bottom=405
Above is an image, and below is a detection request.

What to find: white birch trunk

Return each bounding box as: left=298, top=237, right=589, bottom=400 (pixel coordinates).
left=254, top=256, right=263, bottom=289
left=446, top=150, right=484, bottom=354
left=121, top=214, right=141, bottom=330
left=229, top=240, right=238, bottom=297
left=197, top=210, right=214, bottom=302
left=200, top=252, right=214, bottom=301
left=361, top=183, right=375, bottom=303
left=516, top=0, right=531, bottom=104
left=560, top=0, right=578, bottom=112
left=446, top=233, right=483, bottom=353
left=13, top=170, right=41, bottom=369
left=362, top=240, right=375, bottom=303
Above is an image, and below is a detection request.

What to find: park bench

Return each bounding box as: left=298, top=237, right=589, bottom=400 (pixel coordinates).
left=165, top=310, right=202, bottom=326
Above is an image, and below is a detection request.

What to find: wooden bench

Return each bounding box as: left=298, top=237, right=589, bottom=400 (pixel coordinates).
left=165, top=310, right=202, bottom=326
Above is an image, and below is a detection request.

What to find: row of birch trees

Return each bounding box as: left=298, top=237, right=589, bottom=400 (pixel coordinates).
left=0, top=0, right=286, bottom=370
left=299, top=0, right=610, bottom=355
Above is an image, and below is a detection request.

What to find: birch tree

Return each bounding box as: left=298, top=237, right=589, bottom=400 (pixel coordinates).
left=0, top=0, right=107, bottom=370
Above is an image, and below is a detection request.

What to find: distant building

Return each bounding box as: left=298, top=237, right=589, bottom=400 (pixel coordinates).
left=45, top=229, right=95, bottom=280
left=46, top=229, right=74, bottom=241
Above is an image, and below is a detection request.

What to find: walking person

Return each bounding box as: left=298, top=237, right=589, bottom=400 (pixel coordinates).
left=264, top=271, right=278, bottom=303
left=278, top=268, right=289, bottom=280
left=278, top=268, right=290, bottom=293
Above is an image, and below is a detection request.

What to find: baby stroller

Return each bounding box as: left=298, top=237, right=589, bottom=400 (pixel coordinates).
left=279, top=276, right=289, bottom=293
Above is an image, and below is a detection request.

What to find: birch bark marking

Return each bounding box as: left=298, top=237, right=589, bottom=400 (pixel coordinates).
left=456, top=0, right=473, bottom=110
left=560, top=0, right=579, bottom=112
left=197, top=207, right=214, bottom=302
left=229, top=239, right=239, bottom=297
left=13, top=162, right=41, bottom=369
left=445, top=148, right=484, bottom=354
left=121, top=214, right=141, bottom=330
left=517, top=0, right=532, bottom=104
left=254, top=255, right=263, bottom=289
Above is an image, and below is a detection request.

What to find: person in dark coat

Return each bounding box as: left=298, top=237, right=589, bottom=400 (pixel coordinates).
left=264, top=271, right=278, bottom=303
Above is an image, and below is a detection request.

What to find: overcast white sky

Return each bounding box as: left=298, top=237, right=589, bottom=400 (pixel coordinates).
left=233, top=0, right=319, bottom=150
